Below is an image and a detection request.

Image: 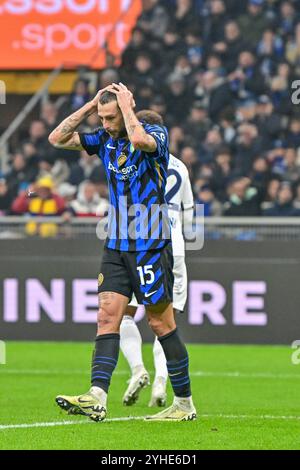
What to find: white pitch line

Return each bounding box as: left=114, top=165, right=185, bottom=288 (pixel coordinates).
left=202, top=414, right=300, bottom=421
left=0, top=369, right=300, bottom=380
left=192, top=371, right=300, bottom=379
left=0, top=369, right=127, bottom=375
left=1, top=413, right=300, bottom=431
left=0, top=416, right=144, bottom=430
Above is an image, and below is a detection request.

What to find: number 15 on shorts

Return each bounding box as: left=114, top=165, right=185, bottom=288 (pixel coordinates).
left=137, top=265, right=155, bottom=285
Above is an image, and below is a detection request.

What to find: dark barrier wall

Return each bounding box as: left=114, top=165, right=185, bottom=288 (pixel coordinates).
left=0, top=239, right=299, bottom=344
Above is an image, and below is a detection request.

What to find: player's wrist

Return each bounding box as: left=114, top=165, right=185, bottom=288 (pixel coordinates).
left=86, top=100, right=98, bottom=115
left=118, top=99, right=134, bottom=113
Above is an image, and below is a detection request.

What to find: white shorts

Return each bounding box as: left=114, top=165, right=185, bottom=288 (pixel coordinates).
left=128, top=255, right=187, bottom=312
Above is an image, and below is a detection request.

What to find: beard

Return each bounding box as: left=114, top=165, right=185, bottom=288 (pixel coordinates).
left=117, top=126, right=128, bottom=139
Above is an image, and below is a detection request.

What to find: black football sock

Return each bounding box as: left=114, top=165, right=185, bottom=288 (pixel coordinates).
left=91, top=333, right=120, bottom=393
left=158, top=328, right=191, bottom=398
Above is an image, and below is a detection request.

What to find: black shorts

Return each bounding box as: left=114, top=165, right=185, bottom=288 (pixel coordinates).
left=98, top=243, right=174, bottom=306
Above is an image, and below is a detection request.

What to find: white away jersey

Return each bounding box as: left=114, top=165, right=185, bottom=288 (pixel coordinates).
left=166, top=154, right=194, bottom=256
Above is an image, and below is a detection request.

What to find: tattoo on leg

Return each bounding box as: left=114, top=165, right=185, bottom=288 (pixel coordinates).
left=98, top=292, right=116, bottom=308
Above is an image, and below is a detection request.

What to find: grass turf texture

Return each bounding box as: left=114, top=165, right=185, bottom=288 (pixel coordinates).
left=0, top=342, right=299, bottom=450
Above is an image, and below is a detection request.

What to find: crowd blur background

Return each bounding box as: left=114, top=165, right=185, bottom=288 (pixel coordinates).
left=2, top=0, right=300, bottom=225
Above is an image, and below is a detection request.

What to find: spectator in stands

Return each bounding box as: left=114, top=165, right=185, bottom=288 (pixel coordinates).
left=293, top=180, right=300, bottom=209
left=210, top=148, right=233, bottom=201
left=269, top=61, right=293, bottom=115
left=199, top=126, right=223, bottom=163
left=169, top=125, right=186, bottom=155
left=136, top=0, right=169, bottom=39
left=286, top=116, right=300, bottom=148
left=257, top=28, right=284, bottom=78
left=179, top=145, right=199, bottom=179
left=147, top=96, right=167, bottom=124
left=174, top=54, right=193, bottom=79
left=57, top=182, right=77, bottom=208
left=206, top=53, right=226, bottom=77
left=184, top=29, right=203, bottom=70
left=5, top=152, right=37, bottom=198
left=68, top=151, right=104, bottom=187
left=229, top=49, right=266, bottom=98
left=40, top=101, right=59, bottom=130
left=234, top=123, right=264, bottom=175
left=98, top=69, right=120, bottom=89
left=132, top=52, right=156, bottom=91
left=172, top=0, right=198, bottom=36
left=261, top=176, right=282, bottom=211
left=266, top=139, right=288, bottom=176
left=235, top=99, right=257, bottom=124
left=263, top=181, right=300, bottom=216
left=28, top=119, right=49, bottom=155
left=37, top=154, right=70, bottom=187
left=213, top=20, right=248, bottom=73
left=195, top=71, right=233, bottom=120
left=237, top=0, right=270, bottom=47
left=121, top=27, right=148, bottom=74
left=280, top=147, right=300, bottom=182
left=183, top=101, right=211, bottom=143
left=159, top=27, right=187, bottom=79
left=69, top=180, right=108, bottom=218
left=194, top=180, right=223, bottom=216
left=22, top=141, right=40, bottom=174
left=11, top=176, right=66, bottom=237
left=0, top=178, right=13, bottom=216
left=205, top=0, right=228, bottom=45
left=253, top=95, right=283, bottom=148
left=277, top=1, right=298, bottom=39
left=56, top=182, right=78, bottom=227
left=285, top=22, right=300, bottom=70
left=165, top=73, right=192, bottom=124
left=219, top=109, right=236, bottom=144
left=249, top=156, right=271, bottom=199
left=69, top=79, right=90, bottom=112
left=224, top=176, right=261, bottom=216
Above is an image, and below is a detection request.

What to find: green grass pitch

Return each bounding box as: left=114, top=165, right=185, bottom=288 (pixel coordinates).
left=0, top=341, right=299, bottom=450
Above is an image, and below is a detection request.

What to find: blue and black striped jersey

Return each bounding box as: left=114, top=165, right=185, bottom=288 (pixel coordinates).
left=79, top=123, right=170, bottom=251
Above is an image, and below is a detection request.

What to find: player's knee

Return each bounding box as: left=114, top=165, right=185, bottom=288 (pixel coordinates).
left=148, top=315, right=174, bottom=337
left=97, top=307, right=118, bottom=332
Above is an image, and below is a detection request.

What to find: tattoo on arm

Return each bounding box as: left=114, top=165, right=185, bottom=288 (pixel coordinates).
left=121, top=106, right=157, bottom=152
left=50, top=101, right=94, bottom=147
left=60, top=116, right=81, bottom=135
left=124, top=110, right=141, bottom=139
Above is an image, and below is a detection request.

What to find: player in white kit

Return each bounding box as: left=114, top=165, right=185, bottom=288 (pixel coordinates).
left=120, top=110, right=194, bottom=407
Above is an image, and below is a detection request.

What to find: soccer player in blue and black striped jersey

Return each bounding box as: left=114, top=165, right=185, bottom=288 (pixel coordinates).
left=49, top=83, right=196, bottom=422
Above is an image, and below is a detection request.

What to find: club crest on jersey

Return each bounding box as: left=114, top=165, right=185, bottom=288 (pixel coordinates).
left=98, top=273, right=104, bottom=286
left=118, top=153, right=127, bottom=167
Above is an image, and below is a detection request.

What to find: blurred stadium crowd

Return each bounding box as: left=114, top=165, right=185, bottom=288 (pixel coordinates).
left=2, top=0, right=300, bottom=225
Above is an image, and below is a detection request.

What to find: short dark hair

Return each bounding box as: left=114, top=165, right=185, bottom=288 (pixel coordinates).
left=99, top=91, right=117, bottom=105
left=136, top=109, right=164, bottom=125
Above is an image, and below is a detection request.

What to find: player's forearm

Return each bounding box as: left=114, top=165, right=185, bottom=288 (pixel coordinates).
left=120, top=106, right=153, bottom=150
left=48, top=101, right=95, bottom=146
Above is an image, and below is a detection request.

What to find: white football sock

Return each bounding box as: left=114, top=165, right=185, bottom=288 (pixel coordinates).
left=174, top=396, right=194, bottom=411
left=153, top=336, right=168, bottom=383
left=120, top=315, right=144, bottom=373
left=90, top=386, right=107, bottom=406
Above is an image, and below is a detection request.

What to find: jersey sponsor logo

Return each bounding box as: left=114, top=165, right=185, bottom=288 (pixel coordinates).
left=107, top=143, right=116, bottom=149
left=108, top=161, right=138, bottom=180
